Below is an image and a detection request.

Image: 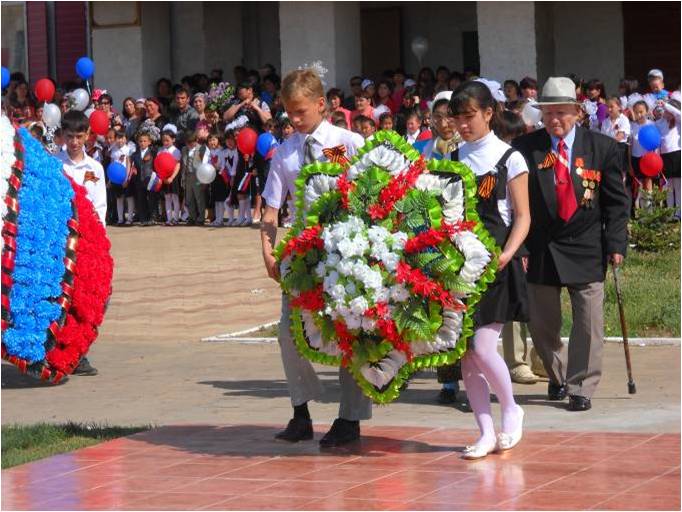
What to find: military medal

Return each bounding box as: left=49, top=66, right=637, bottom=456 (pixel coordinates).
left=579, top=166, right=601, bottom=208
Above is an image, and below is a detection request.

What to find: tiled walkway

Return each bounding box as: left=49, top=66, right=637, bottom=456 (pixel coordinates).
left=2, top=425, right=679, bottom=511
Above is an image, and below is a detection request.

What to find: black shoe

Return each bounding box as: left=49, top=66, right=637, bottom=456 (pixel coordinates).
left=274, top=417, right=313, bottom=442
left=437, top=388, right=457, bottom=404
left=548, top=382, right=568, bottom=401
left=568, top=395, right=592, bottom=411
left=454, top=397, right=473, bottom=413
left=319, top=418, right=360, bottom=448
left=73, top=357, right=98, bottom=376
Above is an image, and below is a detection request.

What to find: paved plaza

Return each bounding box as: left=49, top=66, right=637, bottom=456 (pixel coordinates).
left=2, top=226, right=680, bottom=510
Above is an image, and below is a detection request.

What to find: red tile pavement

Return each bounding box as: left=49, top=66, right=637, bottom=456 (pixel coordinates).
left=1, top=425, right=679, bottom=511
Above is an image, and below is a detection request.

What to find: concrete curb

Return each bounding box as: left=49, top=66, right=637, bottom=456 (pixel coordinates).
left=202, top=322, right=680, bottom=347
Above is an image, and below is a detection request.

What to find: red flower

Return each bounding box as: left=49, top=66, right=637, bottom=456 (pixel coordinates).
left=403, top=221, right=477, bottom=254
left=396, top=261, right=466, bottom=312
left=334, top=319, right=355, bottom=367
left=281, top=225, right=324, bottom=259
left=290, top=286, right=325, bottom=311
left=337, top=172, right=354, bottom=210
left=366, top=157, right=427, bottom=220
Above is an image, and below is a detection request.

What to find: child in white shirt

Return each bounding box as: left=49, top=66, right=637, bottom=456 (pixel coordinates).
left=109, top=130, right=136, bottom=225
left=655, top=99, right=681, bottom=218
left=601, top=97, right=630, bottom=143
left=159, top=128, right=182, bottom=225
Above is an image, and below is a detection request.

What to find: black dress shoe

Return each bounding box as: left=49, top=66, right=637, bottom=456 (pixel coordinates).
left=274, top=417, right=313, bottom=442
left=72, top=357, right=98, bottom=376
left=568, top=395, right=592, bottom=411
left=548, top=382, right=568, bottom=401
left=437, top=388, right=457, bottom=404
left=319, top=418, right=360, bottom=448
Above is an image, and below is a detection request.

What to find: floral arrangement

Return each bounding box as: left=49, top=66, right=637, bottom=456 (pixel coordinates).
left=0, top=115, right=113, bottom=383
left=207, top=81, right=235, bottom=112
left=275, top=130, right=498, bottom=403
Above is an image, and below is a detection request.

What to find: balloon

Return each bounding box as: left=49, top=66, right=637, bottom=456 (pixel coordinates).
left=42, top=103, right=61, bottom=128
left=75, top=57, right=95, bottom=80
left=1, top=67, right=9, bottom=89
left=596, top=103, right=608, bottom=123
left=639, top=152, right=663, bottom=177
left=411, top=36, right=429, bottom=63
left=70, top=88, right=90, bottom=111
left=89, top=110, right=109, bottom=136
left=638, top=124, right=662, bottom=152
left=196, top=162, right=216, bottom=184
left=521, top=102, right=542, bottom=126
left=34, top=78, right=55, bottom=102
left=84, top=108, right=95, bottom=119
left=107, top=162, right=127, bottom=185
left=256, top=132, right=277, bottom=157
left=237, top=127, right=258, bottom=155
left=154, top=152, right=177, bottom=180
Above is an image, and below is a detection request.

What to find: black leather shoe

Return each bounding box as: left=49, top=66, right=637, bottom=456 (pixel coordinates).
left=568, top=395, right=592, bottom=411
left=548, top=382, right=568, bottom=401
left=437, top=388, right=457, bottom=404
left=319, top=418, right=360, bottom=448
left=274, top=417, right=313, bottom=442
left=72, top=357, right=98, bottom=376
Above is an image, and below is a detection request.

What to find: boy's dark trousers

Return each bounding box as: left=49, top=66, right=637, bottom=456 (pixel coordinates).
left=134, top=178, right=151, bottom=222
left=185, top=171, right=206, bottom=224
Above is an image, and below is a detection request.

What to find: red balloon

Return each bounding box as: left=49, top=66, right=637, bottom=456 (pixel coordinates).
left=89, top=110, right=109, bottom=136
left=237, top=127, right=258, bottom=155
left=154, top=152, right=177, bottom=179
left=417, top=129, right=432, bottom=141
left=640, top=151, right=664, bottom=177
left=34, top=78, right=55, bottom=102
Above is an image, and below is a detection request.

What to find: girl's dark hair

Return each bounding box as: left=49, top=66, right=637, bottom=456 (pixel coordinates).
left=330, top=110, right=348, bottom=128
left=496, top=110, right=526, bottom=142
left=378, top=112, right=394, bottom=123
left=586, top=79, right=607, bottom=99
left=326, top=88, right=344, bottom=101
left=121, top=96, right=136, bottom=119
left=161, top=129, right=176, bottom=139
left=449, top=80, right=502, bottom=133
left=207, top=130, right=222, bottom=143
left=278, top=116, right=293, bottom=129
left=432, top=98, right=450, bottom=112
left=404, top=107, right=421, bottom=122
left=633, top=100, right=649, bottom=112
left=418, top=67, right=436, bottom=84
left=436, top=66, right=450, bottom=78
left=377, top=79, right=393, bottom=93
left=619, top=77, right=639, bottom=96
left=519, top=77, right=538, bottom=90
left=503, top=80, right=521, bottom=97
left=224, top=129, right=236, bottom=139
left=114, top=129, right=126, bottom=139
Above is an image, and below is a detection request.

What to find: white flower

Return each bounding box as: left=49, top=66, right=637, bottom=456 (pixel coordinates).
left=323, top=270, right=339, bottom=291
left=362, top=317, right=376, bottom=331
left=390, top=284, right=410, bottom=302
left=345, top=314, right=362, bottom=330
left=315, top=261, right=326, bottom=277
left=345, top=281, right=357, bottom=296
left=304, top=174, right=338, bottom=209
left=330, top=284, right=346, bottom=302
left=368, top=225, right=390, bottom=244
left=382, top=253, right=400, bottom=272
left=349, top=296, right=369, bottom=316
left=373, top=287, right=390, bottom=303
left=325, top=252, right=340, bottom=267
left=389, top=232, right=408, bottom=250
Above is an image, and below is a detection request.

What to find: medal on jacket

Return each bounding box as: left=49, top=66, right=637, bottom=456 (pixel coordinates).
left=575, top=159, right=601, bottom=208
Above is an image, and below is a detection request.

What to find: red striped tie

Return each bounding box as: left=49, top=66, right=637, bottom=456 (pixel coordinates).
left=554, top=139, right=577, bottom=221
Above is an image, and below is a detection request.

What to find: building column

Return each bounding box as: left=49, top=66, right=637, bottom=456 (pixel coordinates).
left=476, top=1, right=537, bottom=82
left=279, top=2, right=360, bottom=91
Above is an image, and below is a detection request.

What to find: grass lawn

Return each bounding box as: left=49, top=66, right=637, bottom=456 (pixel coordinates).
left=1, top=422, right=150, bottom=469
left=252, top=248, right=680, bottom=339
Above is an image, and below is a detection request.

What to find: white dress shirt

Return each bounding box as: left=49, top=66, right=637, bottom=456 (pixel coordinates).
left=58, top=150, right=107, bottom=226
left=263, top=120, right=364, bottom=213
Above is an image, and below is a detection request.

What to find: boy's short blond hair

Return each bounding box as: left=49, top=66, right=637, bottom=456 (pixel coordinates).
left=281, top=69, right=324, bottom=103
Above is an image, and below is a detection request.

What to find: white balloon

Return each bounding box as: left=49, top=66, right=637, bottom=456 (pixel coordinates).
left=71, top=88, right=90, bottom=111
left=42, top=103, right=61, bottom=128
left=196, top=162, right=216, bottom=184
left=84, top=108, right=95, bottom=119
left=521, top=101, right=542, bottom=127
left=411, top=36, right=429, bottom=62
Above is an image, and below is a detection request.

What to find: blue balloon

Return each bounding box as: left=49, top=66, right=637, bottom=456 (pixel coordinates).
left=256, top=132, right=277, bottom=157
left=107, top=162, right=127, bottom=185
left=1, top=67, right=9, bottom=89
left=412, top=139, right=429, bottom=155
left=639, top=124, right=661, bottom=152
left=75, top=57, right=95, bottom=80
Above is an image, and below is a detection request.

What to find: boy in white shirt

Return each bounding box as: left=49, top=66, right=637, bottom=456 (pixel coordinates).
left=261, top=69, right=371, bottom=448
left=57, top=110, right=107, bottom=376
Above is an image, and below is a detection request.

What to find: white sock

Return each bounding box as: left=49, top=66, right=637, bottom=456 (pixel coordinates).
left=126, top=197, right=135, bottom=222
left=226, top=204, right=235, bottom=222
left=214, top=202, right=224, bottom=224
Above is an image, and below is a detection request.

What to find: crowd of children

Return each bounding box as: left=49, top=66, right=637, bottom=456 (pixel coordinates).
left=3, top=64, right=679, bottom=227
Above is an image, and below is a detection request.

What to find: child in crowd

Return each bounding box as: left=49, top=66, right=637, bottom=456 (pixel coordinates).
left=58, top=110, right=106, bottom=376
left=601, top=97, right=631, bottom=143
left=656, top=99, right=681, bottom=218
left=131, top=131, right=157, bottom=225
left=327, top=88, right=352, bottom=128
left=207, top=131, right=226, bottom=226
left=181, top=130, right=210, bottom=226
left=630, top=100, right=656, bottom=206
left=233, top=137, right=256, bottom=226
left=404, top=109, right=422, bottom=144
left=330, top=110, right=349, bottom=129
left=223, top=130, right=240, bottom=225
left=160, top=128, right=182, bottom=225
left=356, top=115, right=376, bottom=139
left=585, top=79, right=607, bottom=131
left=395, top=86, right=420, bottom=135
left=279, top=117, right=295, bottom=142
left=85, top=132, right=103, bottom=163
left=351, top=90, right=375, bottom=126
left=110, top=130, right=136, bottom=225
left=378, top=112, right=394, bottom=131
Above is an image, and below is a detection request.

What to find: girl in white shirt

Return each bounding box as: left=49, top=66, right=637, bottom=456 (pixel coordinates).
left=601, top=97, right=631, bottom=143
left=630, top=101, right=656, bottom=207
left=159, top=129, right=182, bottom=225
left=656, top=99, right=681, bottom=217
left=449, top=81, right=531, bottom=459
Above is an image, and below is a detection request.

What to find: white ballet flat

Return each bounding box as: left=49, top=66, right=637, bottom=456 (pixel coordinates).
left=462, top=439, right=497, bottom=460
left=497, top=406, right=525, bottom=451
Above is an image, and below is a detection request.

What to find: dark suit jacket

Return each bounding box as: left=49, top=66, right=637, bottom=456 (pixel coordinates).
left=512, top=126, right=630, bottom=286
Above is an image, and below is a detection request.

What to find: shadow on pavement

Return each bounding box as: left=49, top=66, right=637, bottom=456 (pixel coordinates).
left=1, top=362, right=70, bottom=389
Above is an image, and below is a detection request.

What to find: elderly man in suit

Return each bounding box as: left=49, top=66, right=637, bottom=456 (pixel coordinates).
left=512, top=77, right=630, bottom=412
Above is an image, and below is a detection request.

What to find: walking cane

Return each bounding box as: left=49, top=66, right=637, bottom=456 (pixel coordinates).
left=611, top=263, right=636, bottom=394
